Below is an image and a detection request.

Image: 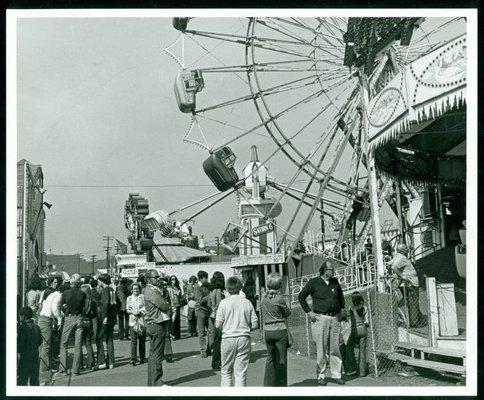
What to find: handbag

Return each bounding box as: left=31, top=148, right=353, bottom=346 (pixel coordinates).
left=132, top=316, right=146, bottom=335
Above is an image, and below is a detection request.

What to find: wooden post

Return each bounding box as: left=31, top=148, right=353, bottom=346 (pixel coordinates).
left=359, top=70, right=385, bottom=292
left=426, top=277, right=439, bottom=347
left=365, top=289, right=379, bottom=378
left=395, top=181, right=406, bottom=245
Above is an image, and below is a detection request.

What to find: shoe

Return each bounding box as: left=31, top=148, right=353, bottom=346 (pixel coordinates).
left=317, top=378, right=327, bottom=386
left=200, top=353, right=208, bottom=359
left=346, top=370, right=357, bottom=377
left=53, top=371, right=68, bottom=378
left=139, top=359, right=147, bottom=364
left=212, top=366, right=221, bottom=371
left=98, top=364, right=107, bottom=369
left=130, top=361, right=136, bottom=366
left=332, top=378, right=345, bottom=385
left=109, top=365, right=114, bottom=369
left=91, top=366, right=99, bottom=371
left=72, top=371, right=80, bottom=376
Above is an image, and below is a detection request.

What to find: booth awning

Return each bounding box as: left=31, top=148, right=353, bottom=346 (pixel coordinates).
left=152, top=241, right=210, bottom=264
left=367, top=34, right=466, bottom=187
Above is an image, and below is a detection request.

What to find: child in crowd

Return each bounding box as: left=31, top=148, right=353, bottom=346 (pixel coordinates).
left=343, top=291, right=369, bottom=377
left=17, top=306, right=42, bottom=386
left=215, top=276, right=258, bottom=387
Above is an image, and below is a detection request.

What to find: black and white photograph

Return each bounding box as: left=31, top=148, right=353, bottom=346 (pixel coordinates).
left=6, top=8, right=477, bottom=396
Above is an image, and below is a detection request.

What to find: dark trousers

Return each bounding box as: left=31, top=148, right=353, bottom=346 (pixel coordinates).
left=196, top=311, right=211, bottom=356
left=117, top=311, right=129, bottom=339
left=343, top=334, right=368, bottom=377
left=263, top=329, right=288, bottom=387
left=146, top=321, right=168, bottom=386
left=97, top=322, right=115, bottom=367
left=130, top=327, right=146, bottom=362
left=187, top=308, right=197, bottom=335
left=210, top=317, right=222, bottom=369
left=18, top=352, right=40, bottom=386
left=80, top=328, right=95, bottom=370
left=172, top=307, right=181, bottom=339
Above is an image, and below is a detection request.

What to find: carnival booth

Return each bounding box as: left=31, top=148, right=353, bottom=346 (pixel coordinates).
left=366, top=34, right=467, bottom=370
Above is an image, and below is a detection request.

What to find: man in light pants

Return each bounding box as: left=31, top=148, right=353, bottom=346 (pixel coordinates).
left=298, top=261, right=345, bottom=386
left=215, top=276, right=258, bottom=387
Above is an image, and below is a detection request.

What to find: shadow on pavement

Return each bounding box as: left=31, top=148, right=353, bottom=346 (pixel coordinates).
left=289, top=378, right=317, bottom=386
left=250, top=349, right=267, bottom=363
left=173, top=350, right=200, bottom=361
left=165, top=369, right=217, bottom=386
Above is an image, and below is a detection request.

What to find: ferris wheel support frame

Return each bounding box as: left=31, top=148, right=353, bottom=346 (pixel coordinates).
left=359, top=70, right=385, bottom=292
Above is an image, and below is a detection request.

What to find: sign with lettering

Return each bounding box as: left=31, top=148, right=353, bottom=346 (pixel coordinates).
left=231, top=253, right=285, bottom=267
left=252, top=222, right=274, bottom=237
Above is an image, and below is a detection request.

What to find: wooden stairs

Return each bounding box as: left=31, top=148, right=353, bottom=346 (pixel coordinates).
left=387, top=341, right=466, bottom=377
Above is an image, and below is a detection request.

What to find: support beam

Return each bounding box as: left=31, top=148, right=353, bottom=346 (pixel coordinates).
left=359, top=70, right=385, bottom=291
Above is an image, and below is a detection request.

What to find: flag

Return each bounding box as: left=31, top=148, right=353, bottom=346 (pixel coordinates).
left=115, top=239, right=128, bottom=254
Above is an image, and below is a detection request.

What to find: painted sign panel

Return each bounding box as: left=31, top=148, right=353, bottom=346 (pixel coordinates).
left=252, top=222, right=274, bottom=237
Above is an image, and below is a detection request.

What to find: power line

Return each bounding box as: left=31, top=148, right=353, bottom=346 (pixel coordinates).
left=44, top=184, right=215, bottom=188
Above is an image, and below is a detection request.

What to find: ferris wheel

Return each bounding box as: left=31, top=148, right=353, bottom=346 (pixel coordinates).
left=163, top=16, right=466, bottom=257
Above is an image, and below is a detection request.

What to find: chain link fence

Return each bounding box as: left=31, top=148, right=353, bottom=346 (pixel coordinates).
left=286, top=276, right=429, bottom=379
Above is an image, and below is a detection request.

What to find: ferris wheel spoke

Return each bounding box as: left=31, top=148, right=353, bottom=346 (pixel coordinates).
left=195, top=74, right=321, bottom=115
left=272, top=18, right=346, bottom=52
left=265, top=18, right=344, bottom=60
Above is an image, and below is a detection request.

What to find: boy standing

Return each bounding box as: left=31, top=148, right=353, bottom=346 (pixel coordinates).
left=215, top=276, right=258, bottom=387
left=17, top=306, right=42, bottom=385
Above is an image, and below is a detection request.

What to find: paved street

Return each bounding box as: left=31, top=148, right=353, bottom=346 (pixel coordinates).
left=52, top=322, right=386, bottom=387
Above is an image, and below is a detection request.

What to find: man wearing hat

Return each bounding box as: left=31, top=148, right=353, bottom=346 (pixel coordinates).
left=143, top=270, right=172, bottom=386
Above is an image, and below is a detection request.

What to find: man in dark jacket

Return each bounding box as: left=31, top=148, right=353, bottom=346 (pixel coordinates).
left=298, top=261, right=345, bottom=386
left=193, top=270, right=211, bottom=358
left=56, top=273, right=86, bottom=376
left=116, top=278, right=130, bottom=340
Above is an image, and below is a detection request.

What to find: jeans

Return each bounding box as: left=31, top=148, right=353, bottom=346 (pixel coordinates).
left=59, top=315, right=83, bottom=374
left=130, top=327, right=146, bottom=362
left=220, top=336, right=251, bottom=387
left=117, top=310, right=129, bottom=339
left=172, top=307, right=181, bottom=339
left=97, top=322, right=115, bottom=367
left=37, top=316, right=52, bottom=382
left=210, top=317, right=222, bottom=369
left=187, top=308, right=197, bottom=335
left=343, top=334, right=367, bottom=377
left=311, top=314, right=342, bottom=380
left=80, top=327, right=95, bottom=370
left=263, top=329, right=288, bottom=386
left=146, top=321, right=168, bottom=386
left=196, top=310, right=211, bottom=356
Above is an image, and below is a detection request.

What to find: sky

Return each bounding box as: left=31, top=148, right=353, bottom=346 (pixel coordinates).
left=16, top=15, right=464, bottom=259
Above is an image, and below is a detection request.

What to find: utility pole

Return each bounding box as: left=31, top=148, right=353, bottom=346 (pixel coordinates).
left=103, top=236, right=114, bottom=273
left=77, top=253, right=82, bottom=274
left=90, top=255, right=97, bottom=275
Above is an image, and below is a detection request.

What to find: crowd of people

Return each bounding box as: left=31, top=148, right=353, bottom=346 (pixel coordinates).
left=18, top=243, right=419, bottom=387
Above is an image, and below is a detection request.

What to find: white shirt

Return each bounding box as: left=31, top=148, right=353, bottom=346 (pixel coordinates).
left=39, top=291, right=62, bottom=324
left=126, top=294, right=146, bottom=327
left=215, top=294, right=258, bottom=339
